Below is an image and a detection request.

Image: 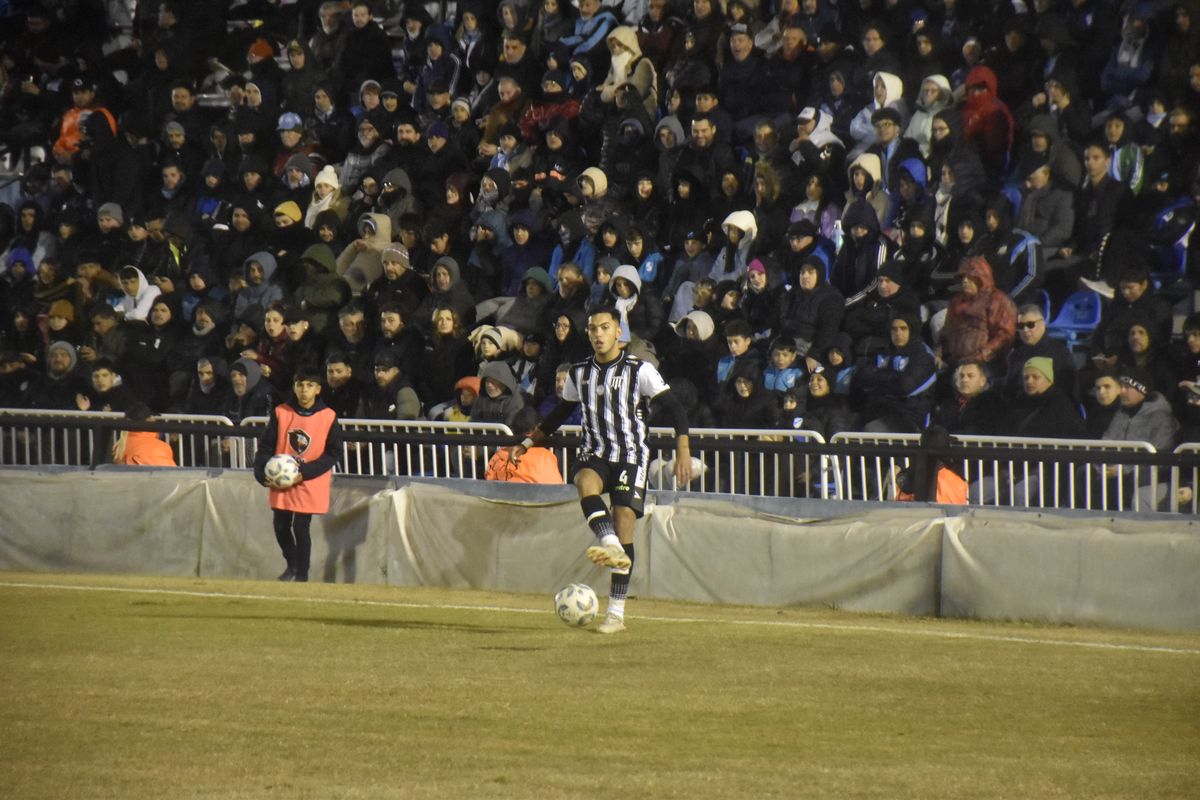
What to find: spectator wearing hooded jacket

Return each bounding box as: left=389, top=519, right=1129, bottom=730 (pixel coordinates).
left=938, top=257, right=1017, bottom=370
left=232, top=251, right=285, bottom=324
left=471, top=359, right=528, bottom=428
left=181, top=356, right=234, bottom=416
left=293, top=245, right=352, bottom=339
left=969, top=196, right=1037, bottom=306
left=905, top=75, right=953, bottom=157
left=117, top=266, right=161, bottom=323
left=779, top=255, right=844, bottom=365
left=717, top=359, right=779, bottom=430
left=848, top=72, right=910, bottom=161
left=709, top=210, right=757, bottom=284
left=842, top=152, right=889, bottom=234
left=853, top=311, right=937, bottom=433
left=834, top=199, right=891, bottom=306
left=414, top=257, right=476, bottom=335
left=225, top=357, right=275, bottom=423
left=336, top=213, right=393, bottom=295
left=549, top=213, right=598, bottom=283
left=961, top=65, right=1014, bottom=183
left=608, top=264, right=665, bottom=345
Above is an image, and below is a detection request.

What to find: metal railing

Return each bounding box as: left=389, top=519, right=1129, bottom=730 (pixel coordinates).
left=831, top=432, right=1172, bottom=512
left=241, top=417, right=514, bottom=479
left=0, top=409, right=247, bottom=469
left=1, top=409, right=1195, bottom=512
left=1173, top=443, right=1200, bottom=515
left=550, top=426, right=831, bottom=498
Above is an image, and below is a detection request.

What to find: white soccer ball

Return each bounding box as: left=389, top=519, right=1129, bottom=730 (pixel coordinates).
left=555, top=583, right=599, bottom=627
left=264, top=454, right=302, bottom=489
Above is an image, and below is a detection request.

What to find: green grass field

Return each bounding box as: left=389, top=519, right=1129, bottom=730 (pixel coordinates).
left=1, top=572, right=1197, bottom=800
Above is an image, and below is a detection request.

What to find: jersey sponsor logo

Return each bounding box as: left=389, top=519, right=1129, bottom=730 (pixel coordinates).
left=288, top=428, right=312, bottom=456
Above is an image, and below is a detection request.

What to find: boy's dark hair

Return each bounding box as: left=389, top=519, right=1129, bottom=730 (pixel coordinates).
left=324, top=350, right=351, bottom=367
left=92, top=357, right=118, bottom=373
left=89, top=304, right=117, bottom=321
left=724, top=319, right=752, bottom=339
left=118, top=265, right=139, bottom=281
left=770, top=337, right=796, bottom=353
left=293, top=365, right=323, bottom=383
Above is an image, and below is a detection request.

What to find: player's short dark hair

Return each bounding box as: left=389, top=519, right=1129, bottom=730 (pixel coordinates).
left=587, top=306, right=620, bottom=325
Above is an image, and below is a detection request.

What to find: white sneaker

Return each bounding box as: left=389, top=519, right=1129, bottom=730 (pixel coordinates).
left=585, top=543, right=631, bottom=570
left=596, top=612, right=626, bottom=634
left=1080, top=277, right=1115, bottom=299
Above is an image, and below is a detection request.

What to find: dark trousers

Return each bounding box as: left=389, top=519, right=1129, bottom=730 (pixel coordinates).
left=273, top=509, right=313, bottom=579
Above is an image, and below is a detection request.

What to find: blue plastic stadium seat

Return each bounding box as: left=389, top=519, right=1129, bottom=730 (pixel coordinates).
left=1045, top=289, right=1101, bottom=346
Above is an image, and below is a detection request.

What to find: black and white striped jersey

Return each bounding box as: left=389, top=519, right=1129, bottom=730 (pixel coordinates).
left=562, top=352, right=669, bottom=466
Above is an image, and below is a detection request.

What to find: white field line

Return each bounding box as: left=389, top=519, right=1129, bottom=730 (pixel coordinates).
left=1, top=580, right=1197, bottom=656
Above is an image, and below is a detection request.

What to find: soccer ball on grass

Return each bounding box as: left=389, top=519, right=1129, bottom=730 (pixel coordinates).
left=264, top=454, right=302, bottom=489
left=555, top=583, right=599, bottom=627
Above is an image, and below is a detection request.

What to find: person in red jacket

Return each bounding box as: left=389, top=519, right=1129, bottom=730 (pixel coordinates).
left=938, top=256, right=1017, bottom=370
left=254, top=366, right=342, bottom=582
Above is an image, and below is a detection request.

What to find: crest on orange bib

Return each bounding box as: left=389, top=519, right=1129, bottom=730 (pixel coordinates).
left=288, top=428, right=311, bottom=456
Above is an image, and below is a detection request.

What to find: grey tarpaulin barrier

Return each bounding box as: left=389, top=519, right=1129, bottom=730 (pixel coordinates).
left=1, top=469, right=1197, bottom=630
left=645, top=499, right=945, bottom=615
left=940, top=510, right=1200, bottom=631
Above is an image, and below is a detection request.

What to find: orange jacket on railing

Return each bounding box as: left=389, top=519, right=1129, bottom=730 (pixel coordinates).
left=896, top=467, right=968, bottom=505
left=485, top=447, right=564, bottom=485
left=114, top=431, right=177, bottom=467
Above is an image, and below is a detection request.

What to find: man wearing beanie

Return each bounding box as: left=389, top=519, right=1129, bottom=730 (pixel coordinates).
left=97, top=202, right=124, bottom=229
left=1104, top=366, right=1179, bottom=452
left=1094, top=365, right=1180, bottom=509
left=1002, top=356, right=1086, bottom=438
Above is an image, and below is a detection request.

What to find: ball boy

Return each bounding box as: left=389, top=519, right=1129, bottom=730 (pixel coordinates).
left=253, top=366, right=342, bottom=581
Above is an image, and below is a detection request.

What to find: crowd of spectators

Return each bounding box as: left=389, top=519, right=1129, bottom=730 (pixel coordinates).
left=1, top=0, right=1199, bottom=469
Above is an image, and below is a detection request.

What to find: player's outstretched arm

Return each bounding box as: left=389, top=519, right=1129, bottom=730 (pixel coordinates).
left=651, top=388, right=691, bottom=488
left=674, top=434, right=692, bottom=487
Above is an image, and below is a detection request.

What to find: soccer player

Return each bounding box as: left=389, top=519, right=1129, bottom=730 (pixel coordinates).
left=510, top=308, right=691, bottom=634
left=253, top=366, right=342, bottom=582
